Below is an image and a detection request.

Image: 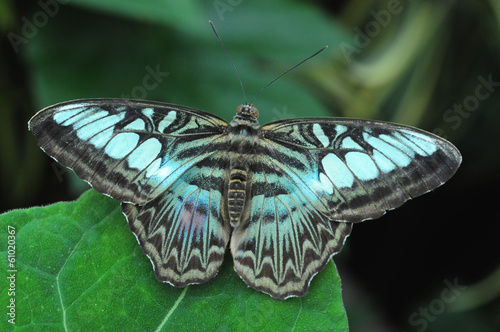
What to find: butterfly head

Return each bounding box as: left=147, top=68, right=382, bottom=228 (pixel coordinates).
left=236, top=104, right=259, bottom=119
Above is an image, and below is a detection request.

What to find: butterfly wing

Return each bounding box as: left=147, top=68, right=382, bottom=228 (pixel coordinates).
left=231, top=117, right=461, bottom=299
left=230, top=154, right=353, bottom=299
left=29, top=98, right=231, bottom=285
left=122, top=151, right=231, bottom=286
left=28, top=99, right=228, bottom=205
left=260, top=118, right=461, bottom=222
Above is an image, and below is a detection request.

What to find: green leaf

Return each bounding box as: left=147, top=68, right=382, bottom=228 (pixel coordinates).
left=0, top=190, right=348, bottom=331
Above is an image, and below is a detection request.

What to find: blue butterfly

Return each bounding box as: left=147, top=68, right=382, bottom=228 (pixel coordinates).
left=28, top=97, right=461, bottom=299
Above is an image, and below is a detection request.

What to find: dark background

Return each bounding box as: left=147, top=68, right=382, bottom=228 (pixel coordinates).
left=1, top=0, right=499, bottom=331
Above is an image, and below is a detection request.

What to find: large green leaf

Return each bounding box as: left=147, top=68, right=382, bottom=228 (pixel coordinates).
left=0, top=190, right=348, bottom=331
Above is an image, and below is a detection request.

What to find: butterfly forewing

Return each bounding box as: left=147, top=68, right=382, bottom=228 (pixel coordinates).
left=28, top=99, right=228, bottom=205
left=260, top=118, right=461, bottom=223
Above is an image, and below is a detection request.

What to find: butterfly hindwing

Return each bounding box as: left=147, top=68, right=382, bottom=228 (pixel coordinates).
left=231, top=156, right=353, bottom=299
left=28, top=99, right=228, bottom=205
left=123, top=151, right=231, bottom=286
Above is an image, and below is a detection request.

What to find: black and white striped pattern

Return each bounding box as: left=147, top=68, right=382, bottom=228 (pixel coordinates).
left=29, top=99, right=461, bottom=299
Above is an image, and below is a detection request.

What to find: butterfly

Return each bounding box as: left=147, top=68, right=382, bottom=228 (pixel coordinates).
left=28, top=96, right=461, bottom=299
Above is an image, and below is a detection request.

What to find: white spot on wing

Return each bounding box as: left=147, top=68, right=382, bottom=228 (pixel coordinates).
left=379, top=134, right=415, bottom=158
left=123, top=119, right=146, bottom=131
left=364, top=133, right=412, bottom=168
left=313, top=123, right=329, bottom=147
left=318, top=173, right=334, bottom=194
left=345, top=151, right=379, bottom=181
left=142, top=108, right=154, bottom=118
left=372, top=150, right=396, bottom=173
left=104, top=132, right=140, bottom=159
left=55, top=109, right=91, bottom=126
left=76, top=113, right=125, bottom=140
left=335, top=125, right=348, bottom=136
left=322, top=153, right=354, bottom=188
left=128, top=138, right=162, bottom=170
left=341, top=137, right=363, bottom=150
left=158, top=111, right=177, bottom=132
left=72, top=110, right=109, bottom=129
left=400, top=130, right=438, bottom=156
left=88, top=128, right=114, bottom=149
left=53, top=107, right=84, bottom=124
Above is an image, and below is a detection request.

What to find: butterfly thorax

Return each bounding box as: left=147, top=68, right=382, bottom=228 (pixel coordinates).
left=226, top=105, right=261, bottom=227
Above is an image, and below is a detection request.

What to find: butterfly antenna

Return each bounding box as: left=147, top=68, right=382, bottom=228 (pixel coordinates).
left=249, top=45, right=328, bottom=105
left=209, top=20, right=247, bottom=104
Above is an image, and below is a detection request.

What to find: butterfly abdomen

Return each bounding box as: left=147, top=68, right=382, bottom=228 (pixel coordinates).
left=228, top=166, right=248, bottom=227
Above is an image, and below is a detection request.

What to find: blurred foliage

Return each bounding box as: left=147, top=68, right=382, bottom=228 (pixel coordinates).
left=1, top=0, right=499, bottom=331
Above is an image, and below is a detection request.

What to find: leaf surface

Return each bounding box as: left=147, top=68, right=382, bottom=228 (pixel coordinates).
left=0, top=190, right=348, bottom=331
